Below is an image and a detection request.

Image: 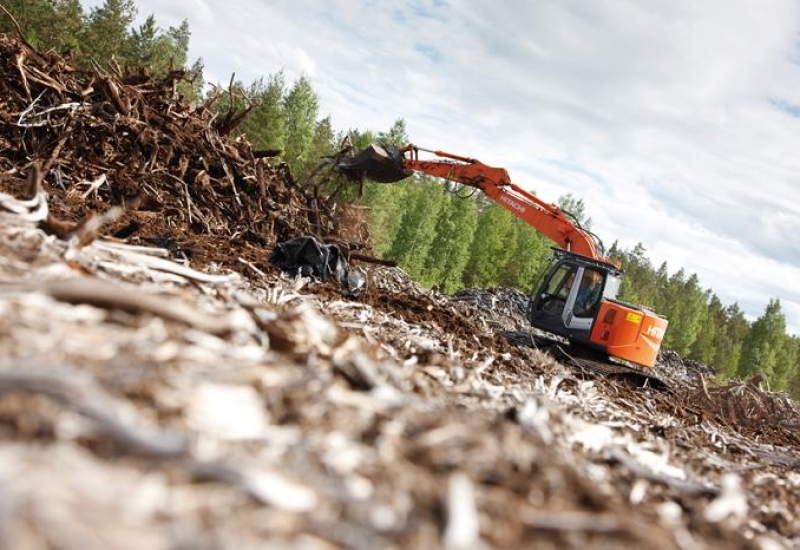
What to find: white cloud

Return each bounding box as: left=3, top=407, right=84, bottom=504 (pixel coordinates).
left=79, top=0, right=800, bottom=333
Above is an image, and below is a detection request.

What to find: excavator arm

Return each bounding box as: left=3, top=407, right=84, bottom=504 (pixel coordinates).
left=339, top=144, right=604, bottom=260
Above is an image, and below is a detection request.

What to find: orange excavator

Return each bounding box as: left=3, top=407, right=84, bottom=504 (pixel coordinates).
left=337, top=143, right=668, bottom=373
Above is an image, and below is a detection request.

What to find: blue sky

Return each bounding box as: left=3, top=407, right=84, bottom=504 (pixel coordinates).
left=82, top=0, right=800, bottom=333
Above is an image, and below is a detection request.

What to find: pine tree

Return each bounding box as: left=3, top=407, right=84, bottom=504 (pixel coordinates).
left=652, top=261, right=669, bottom=313
left=377, top=118, right=408, bottom=147
left=462, top=205, right=516, bottom=288
left=738, top=299, right=787, bottom=385
left=786, top=338, right=800, bottom=399
left=128, top=16, right=190, bottom=75
left=607, top=240, right=621, bottom=259
left=81, top=0, right=137, bottom=63
left=1, top=0, right=86, bottom=52
left=60, top=0, right=86, bottom=48
left=422, top=191, right=479, bottom=292
left=261, top=72, right=287, bottom=152
left=388, top=178, right=447, bottom=279
left=235, top=72, right=286, bottom=152
left=616, top=243, right=657, bottom=308
left=310, top=116, right=335, bottom=162
left=688, top=292, right=716, bottom=364
left=360, top=181, right=408, bottom=255
left=775, top=336, right=800, bottom=392
left=557, top=193, right=592, bottom=230
left=712, top=303, right=749, bottom=379
left=166, top=19, right=190, bottom=66
left=46, top=0, right=85, bottom=51
left=347, top=129, right=376, bottom=151
left=664, top=273, right=707, bottom=356
left=497, top=221, right=551, bottom=293
left=282, top=75, right=319, bottom=180
left=232, top=78, right=268, bottom=146
left=659, top=268, right=685, bottom=350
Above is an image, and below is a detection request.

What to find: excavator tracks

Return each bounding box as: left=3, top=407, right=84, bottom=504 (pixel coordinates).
left=497, top=330, right=669, bottom=390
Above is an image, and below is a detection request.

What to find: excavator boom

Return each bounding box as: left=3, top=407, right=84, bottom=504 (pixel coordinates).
left=339, top=144, right=603, bottom=259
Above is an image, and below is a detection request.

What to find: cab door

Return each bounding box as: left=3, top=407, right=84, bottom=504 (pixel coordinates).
left=561, top=266, right=594, bottom=332
left=528, top=262, right=602, bottom=341
left=528, top=261, right=579, bottom=336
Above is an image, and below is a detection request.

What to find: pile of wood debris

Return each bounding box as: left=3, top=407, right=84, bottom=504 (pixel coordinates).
left=2, top=34, right=800, bottom=550
left=0, top=35, right=356, bottom=270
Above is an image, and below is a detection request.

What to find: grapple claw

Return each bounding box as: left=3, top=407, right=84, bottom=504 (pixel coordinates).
left=336, top=144, right=411, bottom=183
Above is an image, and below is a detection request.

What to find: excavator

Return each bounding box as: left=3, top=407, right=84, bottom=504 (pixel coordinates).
left=336, top=143, right=669, bottom=381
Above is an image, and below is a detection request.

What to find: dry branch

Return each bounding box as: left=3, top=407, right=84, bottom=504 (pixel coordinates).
left=0, top=278, right=232, bottom=336
left=0, top=366, right=187, bottom=457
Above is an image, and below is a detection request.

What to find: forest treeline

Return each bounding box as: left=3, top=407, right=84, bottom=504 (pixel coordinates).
left=4, top=0, right=799, bottom=396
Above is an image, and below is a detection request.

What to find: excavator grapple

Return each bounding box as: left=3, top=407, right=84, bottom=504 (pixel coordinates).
left=337, top=144, right=410, bottom=183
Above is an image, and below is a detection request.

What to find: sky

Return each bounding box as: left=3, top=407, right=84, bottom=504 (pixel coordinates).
left=81, top=0, right=800, bottom=333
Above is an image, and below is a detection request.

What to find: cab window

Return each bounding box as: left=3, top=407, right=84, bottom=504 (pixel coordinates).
left=545, top=265, right=577, bottom=298
left=574, top=268, right=604, bottom=317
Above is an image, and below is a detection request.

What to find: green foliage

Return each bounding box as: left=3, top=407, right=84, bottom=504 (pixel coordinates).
left=347, top=128, right=377, bottom=151
left=129, top=15, right=184, bottom=72
left=497, top=221, right=551, bottom=293
left=662, top=272, right=708, bottom=355
left=236, top=73, right=286, bottom=152
left=615, top=243, right=658, bottom=309
left=421, top=191, right=479, bottom=293
left=214, top=72, right=329, bottom=184
left=310, top=116, right=335, bottom=165
left=387, top=178, right=447, bottom=279
left=689, top=294, right=718, bottom=364
left=739, top=299, right=788, bottom=387
left=0, top=0, right=197, bottom=84
left=712, top=304, right=749, bottom=379
left=774, top=336, right=800, bottom=393
left=282, top=75, right=319, bottom=180
left=786, top=338, right=800, bottom=400
left=377, top=118, right=408, bottom=147
left=80, top=0, right=137, bottom=61
left=0, top=0, right=83, bottom=51
left=557, top=193, right=592, bottom=230
left=360, top=180, right=408, bottom=256
left=462, top=204, right=516, bottom=288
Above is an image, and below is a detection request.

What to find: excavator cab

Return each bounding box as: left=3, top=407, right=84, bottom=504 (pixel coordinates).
left=529, top=250, right=621, bottom=344
left=528, top=250, right=667, bottom=368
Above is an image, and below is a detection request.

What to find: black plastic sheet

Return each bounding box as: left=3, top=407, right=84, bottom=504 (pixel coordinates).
left=269, top=237, right=348, bottom=283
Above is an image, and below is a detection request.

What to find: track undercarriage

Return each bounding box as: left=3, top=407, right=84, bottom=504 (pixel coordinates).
left=498, top=330, right=669, bottom=390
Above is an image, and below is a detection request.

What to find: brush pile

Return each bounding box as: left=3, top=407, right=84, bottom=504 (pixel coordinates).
left=0, top=35, right=352, bottom=270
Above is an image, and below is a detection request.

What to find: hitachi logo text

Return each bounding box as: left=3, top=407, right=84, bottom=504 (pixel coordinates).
left=500, top=195, right=526, bottom=213
left=645, top=325, right=665, bottom=339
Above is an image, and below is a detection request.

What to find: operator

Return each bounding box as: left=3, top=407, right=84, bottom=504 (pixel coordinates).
left=575, top=271, right=602, bottom=316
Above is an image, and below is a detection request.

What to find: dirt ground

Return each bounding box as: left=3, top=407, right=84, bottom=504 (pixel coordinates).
left=1, top=34, right=800, bottom=550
